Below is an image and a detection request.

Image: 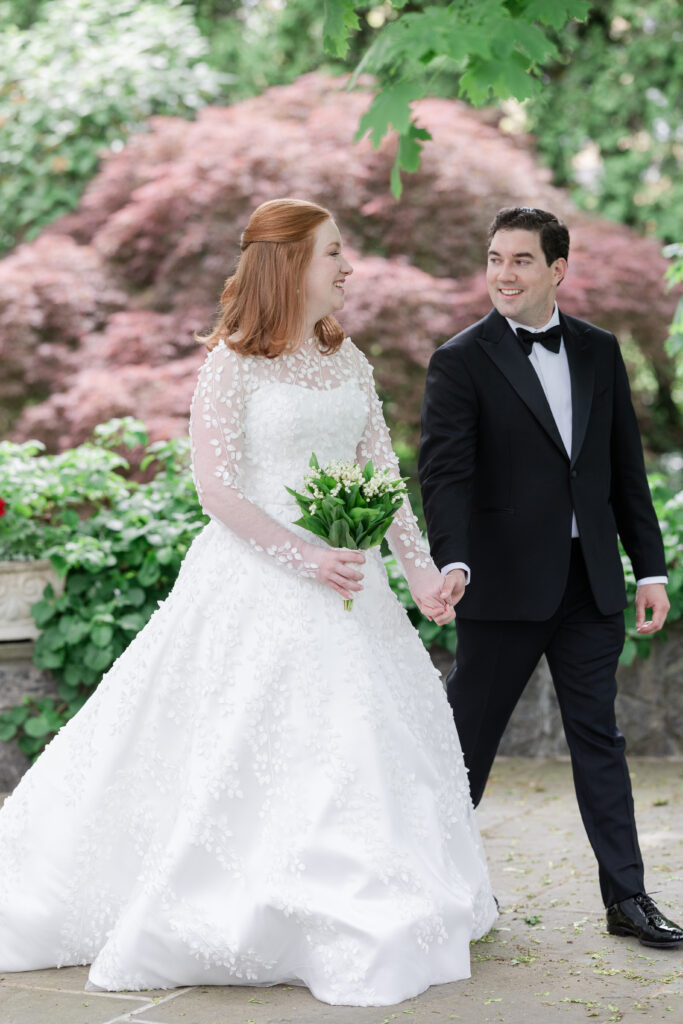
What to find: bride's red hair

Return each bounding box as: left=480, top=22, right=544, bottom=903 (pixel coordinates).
left=200, top=198, right=345, bottom=357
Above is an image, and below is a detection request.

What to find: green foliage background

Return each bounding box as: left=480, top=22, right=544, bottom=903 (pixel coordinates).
left=1, top=423, right=681, bottom=758
left=0, top=420, right=208, bottom=757
left=528, top=0, right=683, bottom=244
left=0, top=1, right=681, bottom=757
left=2, top=1, right=680, bottom=244
left=0, top=0, right=225, bottom=253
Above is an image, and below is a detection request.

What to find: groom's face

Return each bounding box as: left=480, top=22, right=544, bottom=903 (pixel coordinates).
left=486, top=228, right=567, bottom=328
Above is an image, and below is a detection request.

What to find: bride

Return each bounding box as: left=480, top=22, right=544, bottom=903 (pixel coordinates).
left=0, top=198, right=497, bottom=1006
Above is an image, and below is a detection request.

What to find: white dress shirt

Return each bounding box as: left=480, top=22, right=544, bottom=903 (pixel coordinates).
left=441, top=305, right=666, bottom=588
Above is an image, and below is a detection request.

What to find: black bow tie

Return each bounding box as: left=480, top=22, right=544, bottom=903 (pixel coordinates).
left=516, top=324, right=562, bottom=356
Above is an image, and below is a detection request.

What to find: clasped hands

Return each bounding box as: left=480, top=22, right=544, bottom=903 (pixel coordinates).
left=410, top=566, right=463, bottom=626
left=314, top=548, right=670, bottom=636
left=312, top=546, right=465, bottom=627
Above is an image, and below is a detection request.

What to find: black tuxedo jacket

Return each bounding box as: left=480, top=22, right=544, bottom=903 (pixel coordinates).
left=418, top=308, right=667, bottom=620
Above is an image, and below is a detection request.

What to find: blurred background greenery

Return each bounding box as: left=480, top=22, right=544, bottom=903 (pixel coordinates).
left=0, top=1, right=681, bottom=756
left=1, top=0, right=681, bottom=250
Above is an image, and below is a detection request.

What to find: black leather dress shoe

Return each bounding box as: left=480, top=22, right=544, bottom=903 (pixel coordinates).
left=606, top=893, right=683, bottom=948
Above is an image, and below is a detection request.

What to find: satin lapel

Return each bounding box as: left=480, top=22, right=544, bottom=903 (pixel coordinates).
left=476, top=310, right=568, bottom=459
left=562, top=314, right=595, bottom=466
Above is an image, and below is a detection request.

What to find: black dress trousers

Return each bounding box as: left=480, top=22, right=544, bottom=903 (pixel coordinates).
left=448, top=540, right=645, bottom=908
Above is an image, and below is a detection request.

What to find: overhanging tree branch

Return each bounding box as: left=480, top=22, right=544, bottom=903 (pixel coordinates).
left=324, top=0, right=592, bottom=197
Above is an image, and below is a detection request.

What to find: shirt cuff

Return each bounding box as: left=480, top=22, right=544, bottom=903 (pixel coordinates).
left=636, top=576, right=668, bottom=586
left=440, top=561, right=470, bottom=585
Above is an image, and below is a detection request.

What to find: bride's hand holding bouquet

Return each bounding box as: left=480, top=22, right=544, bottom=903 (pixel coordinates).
left=286, top=453, right=406, bottom=610
left=286, top=454, right=454, bottom=625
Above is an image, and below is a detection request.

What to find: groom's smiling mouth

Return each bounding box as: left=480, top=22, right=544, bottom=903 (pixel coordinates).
left=499, top=288, right=523, bottom=296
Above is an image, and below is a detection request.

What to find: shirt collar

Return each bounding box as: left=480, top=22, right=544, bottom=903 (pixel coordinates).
left=506, top=303, right=560, bottom=335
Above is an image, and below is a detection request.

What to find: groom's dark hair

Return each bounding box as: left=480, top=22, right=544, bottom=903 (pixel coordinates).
left=488, top=207, right=569, bottom=266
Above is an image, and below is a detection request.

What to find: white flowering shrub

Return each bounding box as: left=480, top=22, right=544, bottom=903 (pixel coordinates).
left=0, top=0, right=227, bottom=253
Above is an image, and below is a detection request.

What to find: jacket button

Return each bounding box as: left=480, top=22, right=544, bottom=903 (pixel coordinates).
left=571, top=469, right=578, bottom=478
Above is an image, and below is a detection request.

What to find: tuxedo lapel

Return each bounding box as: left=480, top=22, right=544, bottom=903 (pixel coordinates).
left=476, top=310, right=568, bottom=458
left=561, top=313, right=595, bottom=466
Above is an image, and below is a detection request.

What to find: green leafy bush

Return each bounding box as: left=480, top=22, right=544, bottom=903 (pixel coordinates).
left=663, top=243, right=683, bottom=407
left=0, top=418, right=207, bottom=756
left=0, top=422, right=137, bottom=561
left=527, top=0, right=683, bottom=244
left=620, top=458, right=683, bottom=664
left=0, top=0, right=225, bottom=253
left=0, top=421, right=680, bottom=758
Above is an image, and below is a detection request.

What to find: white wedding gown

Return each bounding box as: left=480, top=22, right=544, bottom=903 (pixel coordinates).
left=0, top=337, right=496, bottom=1006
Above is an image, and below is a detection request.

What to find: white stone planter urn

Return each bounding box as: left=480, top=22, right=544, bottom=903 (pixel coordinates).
left=0, top=560, right=64, bottom=641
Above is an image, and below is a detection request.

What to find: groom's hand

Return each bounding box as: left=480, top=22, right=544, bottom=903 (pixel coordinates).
left=441, top=568, right=467, bottom=608
left=635, top=582, right=669, bottom=634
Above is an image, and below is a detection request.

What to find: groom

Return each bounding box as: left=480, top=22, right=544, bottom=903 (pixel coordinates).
left=418, top=206, right=683, bottom=947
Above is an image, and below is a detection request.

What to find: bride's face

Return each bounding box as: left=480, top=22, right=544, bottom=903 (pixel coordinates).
left=304, top=219, right=353, bottom=325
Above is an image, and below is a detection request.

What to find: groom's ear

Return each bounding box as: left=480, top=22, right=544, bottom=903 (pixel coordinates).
left=553, top=257, right=568, bottom=287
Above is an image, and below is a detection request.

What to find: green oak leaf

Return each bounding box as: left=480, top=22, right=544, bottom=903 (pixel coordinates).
left=522, top=0, right=591, bottom=31
left=323, top=0, right=360, bottom=59
left=355, top=81, right=424, bottom=147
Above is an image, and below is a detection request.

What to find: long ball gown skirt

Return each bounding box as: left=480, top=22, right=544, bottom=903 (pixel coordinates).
left=0, top=338, right=497, bottom=1005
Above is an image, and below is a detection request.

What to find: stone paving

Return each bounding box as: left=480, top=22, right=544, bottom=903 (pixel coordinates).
left=1, top=758, right=682, bottom=1024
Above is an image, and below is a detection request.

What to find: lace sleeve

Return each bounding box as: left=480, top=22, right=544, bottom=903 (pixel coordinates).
left=190, top=342, right=318, bottom=577
left=353, top=345, right=435, bottom=589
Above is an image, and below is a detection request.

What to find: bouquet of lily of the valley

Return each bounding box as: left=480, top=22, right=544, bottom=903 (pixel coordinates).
left=285, top=453, right=407, bottom=610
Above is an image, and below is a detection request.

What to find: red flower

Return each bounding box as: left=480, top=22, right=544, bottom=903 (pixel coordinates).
left=0, top=497, right=5, bottom=518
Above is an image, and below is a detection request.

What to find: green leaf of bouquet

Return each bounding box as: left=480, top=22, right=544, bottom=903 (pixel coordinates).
left=367, top=521, right=394, bottom=547
left=293, top=514, right=329, bottom=540
left=329, top=519, right=356, bottom=549
left=350, top=506, right=381, bottom=523
left=322, top=497, right=344, bottom=518
left=285, top=486, right=311, bottom=505
left=363, top=460, right=374, bottom=482
left=309, top=453, right=320, bottom=469
left=345, top=483, right=361, bottom=508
